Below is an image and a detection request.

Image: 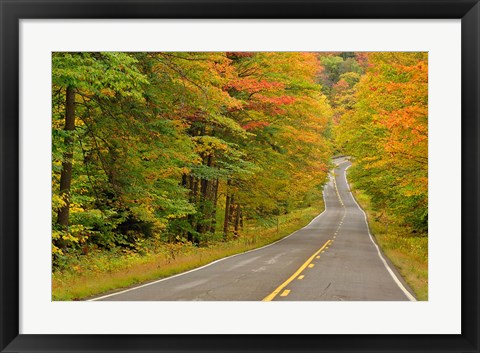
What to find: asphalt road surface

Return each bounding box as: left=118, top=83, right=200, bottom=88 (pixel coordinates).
left=92, top=158, right=416, bottom=301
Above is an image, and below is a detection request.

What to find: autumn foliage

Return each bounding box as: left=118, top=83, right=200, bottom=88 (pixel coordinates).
left=335, top=52, right=428, bottom=231
left=51, top=52, right=331, bottom=262
left=52, top=51, right=428, bottom=278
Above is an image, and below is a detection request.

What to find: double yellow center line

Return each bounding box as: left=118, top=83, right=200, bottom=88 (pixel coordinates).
left=262, top=166, right=347, bottom=301
left=262, top=239, right=332, bottom=301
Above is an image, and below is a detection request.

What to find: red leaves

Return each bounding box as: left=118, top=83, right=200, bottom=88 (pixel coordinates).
left=241, top=121, right=270, bottom=131
left=224, top=74, right=294, bottom=115
left=355, top=52, right=369, bottom=68
left=244, top=95, right=295, bottom=116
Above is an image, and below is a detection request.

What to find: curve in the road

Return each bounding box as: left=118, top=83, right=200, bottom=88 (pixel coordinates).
left=90, top=158, right=416, bottom=301
left=343, top=164, right=416, bottom=301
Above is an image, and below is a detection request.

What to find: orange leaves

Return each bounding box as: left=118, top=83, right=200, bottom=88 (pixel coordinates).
left=335, top=52, right=428, bottom=231
left=381, top=106, right=426, bottom=130
left=221, top=52, right=331, bottom=212
left=368, top=54, right=428, bottom=156
left=241, top=121, right=270, bottom=131
left=243, top=95, right=296, bottom=115
left=225, top=77, right=285, bottom=94
left=343, top=52, right=429, bottom=223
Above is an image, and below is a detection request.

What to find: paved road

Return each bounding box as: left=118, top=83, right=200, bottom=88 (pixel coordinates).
left=92, top=158, right=416, bottom=301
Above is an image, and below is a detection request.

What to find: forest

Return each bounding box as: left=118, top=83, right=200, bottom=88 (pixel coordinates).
left=52, top=52, right=428, bottom=299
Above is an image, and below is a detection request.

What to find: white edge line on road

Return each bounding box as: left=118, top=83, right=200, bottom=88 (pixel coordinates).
left=89, top=183, right=331, bottom=301
left=305, top=188, right=328, bottom=226
left=342, top=163, right=417, bottom=302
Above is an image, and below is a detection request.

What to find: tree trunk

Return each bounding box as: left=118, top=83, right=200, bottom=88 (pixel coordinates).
left=240, top=207, right=244, bottom=230
left=57, top=86, right=76, bottom=232
left=209, top=178, right=219, bottom=233
left=234, top=204, right=241, bottom=237
left=192, top=176, right=198, bottom=202
left=228, top=194, right=236, bottom=236
left=196, top=177, right=209, bottom=235
left=187, top=175, right=197, bottom=243
left=223, top=180, right=231, bottom=240
left=196, top=155, right=212, bottom=236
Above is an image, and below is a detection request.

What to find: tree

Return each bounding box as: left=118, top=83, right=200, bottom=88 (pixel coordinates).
left=335, top=52, right=428, bottom=232
left=52, top=52, right=148, bottom=250
left=51, top=51, right=333, bottom=261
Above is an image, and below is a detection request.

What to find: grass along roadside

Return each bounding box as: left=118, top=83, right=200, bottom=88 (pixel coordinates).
left=349, top=187, right=428, bottom=300
left=52, top=201, right=324, bottom=301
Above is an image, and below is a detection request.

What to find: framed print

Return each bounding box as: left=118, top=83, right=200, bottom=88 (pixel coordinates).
left=1, top=0, right=479, bottom=352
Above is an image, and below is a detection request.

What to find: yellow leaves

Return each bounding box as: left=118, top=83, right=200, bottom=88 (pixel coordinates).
left=52, top=193, right=66, bottom=212
left=52, top=226, right=88, bottom=253
left=180, top=166, right=191, bottom=175
left=100, top=88, right=116, bottom=97
left=52, top=229, right=63, bottom=241
left=126, top=202, right=166, bottom=231
left=62, top=233, right=80, bottom=243
left=192, top=136, right=228, bottom=156
left=70, top=203, right=85, bottom=214
left=52, top=244, right=63, bottom=256
left=71, top=265, right=83, bottom=273
left=256, top=52, right=321, bottom=84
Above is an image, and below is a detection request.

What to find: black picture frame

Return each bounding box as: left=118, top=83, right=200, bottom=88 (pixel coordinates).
left=1, top=1, right=478, bottom=352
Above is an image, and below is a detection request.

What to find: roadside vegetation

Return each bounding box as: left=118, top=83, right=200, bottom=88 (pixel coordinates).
left=53, top=200, right=323, bottom=300
left=327, top=52, right=428, bottom=299
left=349, top=184, right=428, bottom=300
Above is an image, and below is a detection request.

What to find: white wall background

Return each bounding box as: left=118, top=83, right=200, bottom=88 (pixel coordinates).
left=20, top=19, right=461, bottom=334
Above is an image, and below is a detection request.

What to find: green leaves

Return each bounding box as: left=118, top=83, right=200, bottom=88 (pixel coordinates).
left=52, top=51, right=333, bottom=257
left=53, top=52, right=148, bottom=100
